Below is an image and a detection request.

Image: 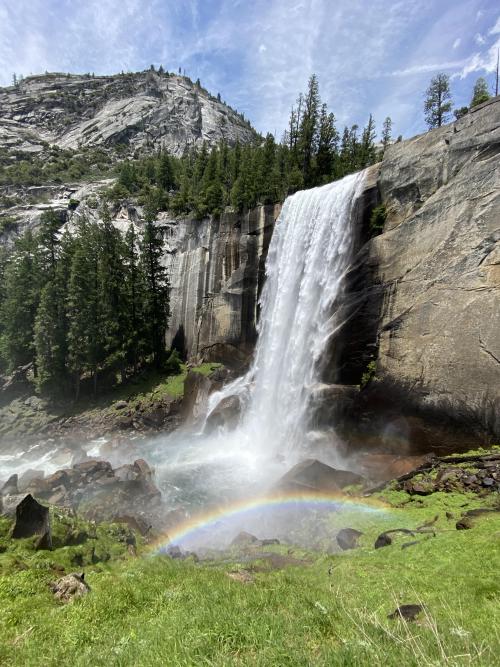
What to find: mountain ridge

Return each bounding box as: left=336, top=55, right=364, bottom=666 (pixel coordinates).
left=0, top=70, right=258, bottom=157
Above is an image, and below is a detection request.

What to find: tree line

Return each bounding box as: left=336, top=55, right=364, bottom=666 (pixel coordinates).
left=424, top=74, right=494, bottom=128
left=108, top=75, right=388, bottom=219
left=0, top=207, right=174, bottom=398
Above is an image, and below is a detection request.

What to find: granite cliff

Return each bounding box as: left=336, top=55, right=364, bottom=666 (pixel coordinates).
left=0, top=71, right=256, bottom=156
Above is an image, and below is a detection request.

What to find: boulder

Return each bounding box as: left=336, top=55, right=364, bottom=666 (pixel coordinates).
left=181, top=371, right=214, bottom=426
left=388, top=604, right=424, bottom=622
left=277, top=459, right=366, bottom=493
left=50, top=572, right=90, bottom=603
left=11, top=494, right=51, bottom=548
left=1, top=474, right=19, bottom=496
left=17, top=469, right=45, bottom=492
left=231, top=531, right=259, bottom=547
left=204, top=395, right=241, bottom=434
left=336, top=528, right=363, bottom=551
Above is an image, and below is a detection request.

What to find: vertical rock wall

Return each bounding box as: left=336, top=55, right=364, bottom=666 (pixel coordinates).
left=163, top=205, right=279, bottom=366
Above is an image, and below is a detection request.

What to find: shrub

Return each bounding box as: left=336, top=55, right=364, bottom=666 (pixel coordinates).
left=369, top=204, right=387, bottom=235
left=164, top=349, right=182, bottom=375
left=360, top=360, right=377, bottom=388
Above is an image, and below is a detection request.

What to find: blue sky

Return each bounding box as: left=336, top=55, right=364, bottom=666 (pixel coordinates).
left=0, top=0, right=499, bottom=139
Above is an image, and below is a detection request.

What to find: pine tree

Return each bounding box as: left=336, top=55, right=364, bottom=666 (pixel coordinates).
left=316, top=105, right=338, bottom=183
left=424, top=73, right=452, bottom=128
left=34, top=277, right=68, bottom=393
left=381, top=117, right=393, bottom=151
left=359, top=114, right=376, bottom=167
left=470, top=77, right=490, bottom=108
left=0, top=231, right=40, bottom=371
left=297, top=75, right=320, bottom=186
left=123, top=224, right=143, bottom=373
left=66, top=220, right=102, bottom=398
left=140, top=199, right=169, bottom=368
left=38, top=209, right=61, bottom=276
left=157, top=152, right=175, bottom=190
left=97, top=205, right=127, bottom=380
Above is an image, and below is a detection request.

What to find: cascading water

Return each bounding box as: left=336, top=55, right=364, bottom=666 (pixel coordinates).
left=149, top=172, right=366, bottom=508
left=206, top=171, right=365, bottom=456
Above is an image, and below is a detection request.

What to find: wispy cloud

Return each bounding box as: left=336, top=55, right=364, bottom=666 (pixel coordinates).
left=0, top=0, right=499, bottom=139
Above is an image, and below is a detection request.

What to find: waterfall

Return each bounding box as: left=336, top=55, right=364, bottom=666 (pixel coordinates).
left=206, top=171, right=365, bottom=458
left=151, top=172, right=365, bottom=507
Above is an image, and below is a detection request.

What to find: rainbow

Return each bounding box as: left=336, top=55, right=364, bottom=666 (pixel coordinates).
left=150, top=490, right=393, bottom=553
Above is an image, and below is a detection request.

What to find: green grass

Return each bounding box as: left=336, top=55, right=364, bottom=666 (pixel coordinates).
left=1, top=485, right=499, bottom=666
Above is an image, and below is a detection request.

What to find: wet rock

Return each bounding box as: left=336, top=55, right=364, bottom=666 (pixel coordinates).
left=18, top=469, right=45, bottom=492
left=181, top=371, right=213, bottom=426
left=11, top=494, right=51, bottom=548
left=388, top=604, right=424, bottom=622
left=114, top=400, right=128, bottom=410
left=133, top=459, right=153, bottom=480
left=336, top=528, right=363, bottom=551
left=205, top=395, right=242, bottom=434
left=278, top=459, right=366, bottom=493
left=45, top=470, right=70, bottom=490
left=50, top=572, right=90, bottom=603
left=1, top=474, right=19, bottom=496
left=231, top=531, right=259, bottom=547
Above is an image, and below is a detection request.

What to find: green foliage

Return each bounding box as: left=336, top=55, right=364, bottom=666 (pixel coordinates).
left=454, top=106, right=469, bottom=120
left=0, top=207, right=171, bottom=397
left=369, top=204, right=387, bottom=235
left=164, top=349, right=182, bottom=375
left=424, top=73, right=452, bottom=128
left=360, top=359, right=377, bottom=387
left=0, top=146, right=113, bottom=187
left=470, top=77, right=490, bottom=108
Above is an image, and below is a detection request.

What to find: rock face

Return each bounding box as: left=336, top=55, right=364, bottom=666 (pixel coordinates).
left=164, top=204, right=280, bottom=363
left=0, top=71, right=256, bottom=156
left=370, top=97, right=500, bottom=433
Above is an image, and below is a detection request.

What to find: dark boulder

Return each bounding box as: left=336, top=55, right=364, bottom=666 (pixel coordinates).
left=336, top=528, right=363, bottom=551
left=388, top=604, right=424, bottom=621
left=375, top=533, right=392, bottom=549
left=11, top=494, right=52, bottom=548
left=277, top=459, right=366, bottom=493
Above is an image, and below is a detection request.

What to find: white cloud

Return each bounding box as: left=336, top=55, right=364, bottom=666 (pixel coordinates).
left=489, top=16, right=500, bottom=35
left=475, top=32, right=486, bottom=45
left=453, top=38, right=461, bottom=49
left=390, top=60, right=466, bottom=77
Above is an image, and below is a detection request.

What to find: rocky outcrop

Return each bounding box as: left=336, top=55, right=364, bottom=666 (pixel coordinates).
left=367, top=96, right=500, bottom=440
left=0, top=71, right=257, bottom=156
